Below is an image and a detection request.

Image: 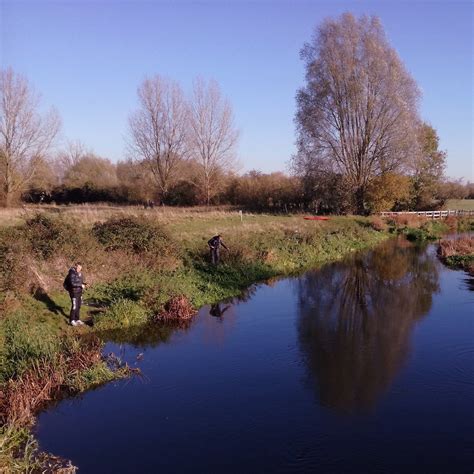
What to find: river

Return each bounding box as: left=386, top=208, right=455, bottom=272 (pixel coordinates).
left=36, top=237, right=474, bottom=473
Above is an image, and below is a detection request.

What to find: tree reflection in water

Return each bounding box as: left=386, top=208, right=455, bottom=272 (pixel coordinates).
left=296, top=238, right=440, bottom=413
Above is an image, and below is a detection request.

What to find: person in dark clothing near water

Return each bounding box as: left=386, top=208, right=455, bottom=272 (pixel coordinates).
left=210, top=303, right=231, bottom=318
left=208, top=234, right=229, bottom=265
left=63, top=262, right=87, bottom=326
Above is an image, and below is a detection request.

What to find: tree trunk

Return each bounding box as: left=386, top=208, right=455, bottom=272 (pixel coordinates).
left=206, top=179, right=211, bottom=206
left=355, top=186, right=367, bottom=215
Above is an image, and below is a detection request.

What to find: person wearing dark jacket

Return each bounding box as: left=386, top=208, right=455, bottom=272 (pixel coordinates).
left=208, top=234, right=229, bottom=265
left=63, top=262, right=86, bottom=326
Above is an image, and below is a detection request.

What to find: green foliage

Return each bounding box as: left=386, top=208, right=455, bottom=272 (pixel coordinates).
left=387, top=215, right=447, bottom=241
left=70, top=361, right=121, bottom=392
left=92, top=271, right=156, bottom=304
left=0, top=229, right=29, bottom=293
left=456, top=217, right=474, bottom=231
left=444, top=255, right=474, bottom=267
left=92, top=216, right=173, bottom=254
left=411, top=123, right=446, bottom=210
left=0, top=313, right=61, bottom=383
left=93, top=299, right=149, bottom=331
left=23, top=213, right=77, bottom=259
left=0, top=424, right=42, bottom=473
left=366, top=173, right=411, bottom=213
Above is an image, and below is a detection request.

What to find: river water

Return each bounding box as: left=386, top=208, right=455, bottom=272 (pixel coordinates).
left=36, top=237, right=473, bottom=473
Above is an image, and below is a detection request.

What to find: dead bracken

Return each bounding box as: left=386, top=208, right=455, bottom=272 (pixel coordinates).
left=154, top=295, right=197, bottom=322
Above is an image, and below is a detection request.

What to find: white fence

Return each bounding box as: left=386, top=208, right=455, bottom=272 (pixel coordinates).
left=380, top=210, right=474, bottom=219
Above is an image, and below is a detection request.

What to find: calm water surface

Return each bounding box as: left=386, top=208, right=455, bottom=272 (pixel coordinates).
left=36, top=238, right=474, bottom=473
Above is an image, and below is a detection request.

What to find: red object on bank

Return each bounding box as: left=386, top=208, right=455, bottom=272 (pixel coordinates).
left=303, top=216, right=330, bottom=221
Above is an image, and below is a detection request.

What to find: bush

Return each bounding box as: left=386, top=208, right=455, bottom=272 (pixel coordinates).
left=92, top=217, right=173, bottom=254
left=388, top=214, right=426, bottom=229
left=438, top=237, right=474, bottom=258
left=0, top=231, right=29, bottom=293
left=154, top=295, right=196, bottom=322
left=369, top=216, right=388, bottom=232
left=23, top=214, right=77, bottom=260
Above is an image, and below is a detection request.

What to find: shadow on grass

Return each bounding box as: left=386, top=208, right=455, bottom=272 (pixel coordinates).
left=33, top=288, right=68, bottom=320
left=190, top=258, right=274, bottom=300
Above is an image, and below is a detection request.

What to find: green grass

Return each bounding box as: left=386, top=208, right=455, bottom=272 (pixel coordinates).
left=0, top=424, right=42, bottom=473
left=1, top=213, right=389, bottom=339
left=445, top=199, right=474, bottom=211
left=85, top=215, right=388, bottom=330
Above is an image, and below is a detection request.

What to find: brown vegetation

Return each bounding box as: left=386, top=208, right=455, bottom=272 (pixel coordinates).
left=438, top=237, right=474, bottom=259
left=369, top=216, right=388, bottom=232
left=155, top=295, right=197, bottom=322
left=0, top=336, right=102, bottom=426
left=438, top=237, right=474, bottom=275
left=387, top=214, right=428, bottom=229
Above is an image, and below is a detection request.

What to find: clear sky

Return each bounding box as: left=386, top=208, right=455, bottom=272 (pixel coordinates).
left=1, top=0, right=472, bottom=180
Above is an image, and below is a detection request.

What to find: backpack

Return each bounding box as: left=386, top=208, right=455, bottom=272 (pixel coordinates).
left=63, top=272, right=72, bottom=292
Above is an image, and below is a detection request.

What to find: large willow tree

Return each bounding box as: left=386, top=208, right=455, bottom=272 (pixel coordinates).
left=294, top=14, right=421, bottom=214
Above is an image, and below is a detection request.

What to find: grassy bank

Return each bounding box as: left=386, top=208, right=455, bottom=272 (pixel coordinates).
left=0, top=206, right=471, bottom=471
left=437, top=236, right=474, bottom=275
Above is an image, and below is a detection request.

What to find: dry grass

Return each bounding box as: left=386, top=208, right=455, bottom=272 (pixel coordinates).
left=388, top=214, right=428, bottom=228
left=0, top=204, right=239, bottom=228
left=370, top=216, right=388, bottom=232
left=1, top=336, right=102, bottom=426
left=438, top=236, right=474, bottom=276
left=438, top=237, right=474, bottom=258
left=444, top=199, right=474, bottom=211
left=154, top=295, right=197, bottom=322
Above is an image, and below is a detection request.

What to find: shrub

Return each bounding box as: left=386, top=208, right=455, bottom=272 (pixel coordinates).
left=456, top=217, right=474, bottom=232
left=154, top=295, right=196, bottom=322
left=369, top=216, right=388, bottom=232
left=444, top=216, right=458, bottom=231
left=92, top=217, right=173, bottom=254
left=23, top=214, right=77, bottom=260
left=438, top=237, right=474, bottom=258
left=0, top=231, right=29, bottom=293
left=388, top=214, right=426, bottom=229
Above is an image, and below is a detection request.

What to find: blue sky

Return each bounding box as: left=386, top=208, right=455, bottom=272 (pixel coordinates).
left=1, top=0, right=472, bottom=180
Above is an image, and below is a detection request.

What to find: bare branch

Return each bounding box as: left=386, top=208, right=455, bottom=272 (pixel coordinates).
left=188, top=78, right=239, bottom=205
left=0, top=68, right=61, bottom=206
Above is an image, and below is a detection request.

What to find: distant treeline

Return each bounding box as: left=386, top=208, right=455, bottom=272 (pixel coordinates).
left=2, top=14, right=473, bottom=214
left=20, top=154, right=474, bottom=213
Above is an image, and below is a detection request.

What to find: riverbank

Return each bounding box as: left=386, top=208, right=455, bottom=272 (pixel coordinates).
left=0, top=207, right=471, bottom=471
left=437, top=236, right=474, bottom=275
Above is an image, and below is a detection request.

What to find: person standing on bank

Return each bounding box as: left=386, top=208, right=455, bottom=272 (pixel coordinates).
left=63, top=262, right=87, bottom=326
left=208, top=234, right=229, bottom=265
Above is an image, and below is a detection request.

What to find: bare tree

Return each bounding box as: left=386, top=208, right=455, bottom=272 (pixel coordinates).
left=55, top=139, right=90, bottom=182
left=0, top=68, right=61, bottom=207
left=128, top=76, right=188, bottom=203
left=188, top=78, right=239, bottom=205
left=294, top=13, right=421, bottom=214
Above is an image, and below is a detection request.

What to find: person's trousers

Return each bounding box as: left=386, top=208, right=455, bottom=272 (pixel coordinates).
left=69, top=293, right=82, bottom=322
left=210, top=248, right=220, bottom=265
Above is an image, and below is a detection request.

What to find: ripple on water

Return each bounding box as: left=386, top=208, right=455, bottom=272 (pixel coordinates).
left=410, top=343, right=474, bottom=398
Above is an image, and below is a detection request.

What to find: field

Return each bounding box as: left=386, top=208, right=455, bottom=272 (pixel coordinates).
left=444, top=199, right=474, bottom=211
